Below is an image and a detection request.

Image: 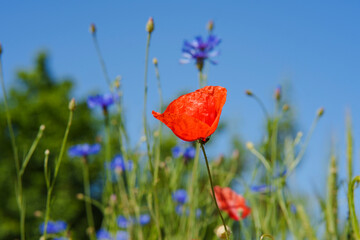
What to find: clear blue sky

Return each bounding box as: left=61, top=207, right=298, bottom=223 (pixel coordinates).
left=1, top=1, right=360, bottom=218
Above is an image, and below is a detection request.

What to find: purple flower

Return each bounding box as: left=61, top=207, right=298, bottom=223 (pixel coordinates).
left=96, top=229, right=113, bottom=240
left=87, top=93, right=116, bottom=109
left=117, top=215, right=129, bottom=228
left=39, top=220, right=67, bottom=234
left=250, top=184, right=272, bottom=193
left=68, top=143, right=101, bottom=158
left=139, top=214, right=151, bottom=225
left=172, top=146, right=183, bottom=158
left=172, top=189, right=187, bottom=204
left=180, top=35, right=221, bottom=70
left=115, top=231, right=129, bottom=240
left=175, top=205, right=202, bottom=218
left=171, top=145, right=196, bottom=160
left=109, top=154, right=133, bottom=173
left=183, top=146, right=196, bottom=159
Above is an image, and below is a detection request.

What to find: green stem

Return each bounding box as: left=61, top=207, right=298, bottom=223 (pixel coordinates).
left=82, top=158, right=96, bottom=240
left=143, top=32, right=153, bottom=174
left=348, top=176, right=360, bottom=240
left=92, top=34, right=112, bottom=89
left=200, top=142, right=229, bottom=240
left=43, top=109, right=73, bottom=239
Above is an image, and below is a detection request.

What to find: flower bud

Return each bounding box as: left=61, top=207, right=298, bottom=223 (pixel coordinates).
left=76, top=193, right=84, bottom=200
left=215, top=225, right=231, bottom=239
left=245, top=90, right=253, bottom=96
left=40, top=124, right=46, bottom=131
left=153, top=57, right=158, bottom=66
left=34, top=210, right=43, bottom=218
left=207, top=20, right=214, bottom=32
left=246, top=142, right=254, bottom=150
left=114, top=75, right=121, bottom=89
left=282, top=104, right=289, bottom=112
left=274, top=86, right=281, bottom=101
left=69, top=98, right=76, bottom=111
left=317, top=107, right=324, bottom=117
left=146, top=17, right=154, bottom=33
left=44, top=149, right=50, bottom=155
left=89, top=23, right=96, bottom=34
left=0, top=42, right=2, bottom=55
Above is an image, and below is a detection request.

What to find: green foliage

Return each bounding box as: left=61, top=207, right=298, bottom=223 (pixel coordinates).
left=0, top=52, right=99, bottom=239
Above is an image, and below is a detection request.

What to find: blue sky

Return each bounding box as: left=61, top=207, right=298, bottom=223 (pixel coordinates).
left=1, top=1, right=360, bottom=218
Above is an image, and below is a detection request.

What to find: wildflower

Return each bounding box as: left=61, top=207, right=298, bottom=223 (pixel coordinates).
left=175, top=205, right=202, bottom=218
left=109, top=154, right=133, bottom=174
left=117, top=216, right=128, bottom=228
left=96, top=229, right=113, bottom=240
left=139, top=214, right=151, bottom=225
left=215, top=225, right=231, bottom=239
left=214, top=186, right=251, bottom=221
left=152, top=86, right=227, bottom=142
left=250, top=184, right=272, bottom=193
left=184, top=146, right=196, bottom=159
left=87, top=93, right=116, bottom=115
left=68, top=143, right=101, bottom=158
left=180, top=35, right=221, bottom=71
left=172, top=189, right=188, bottom=204
left=39, top=220, right=67, bottom=234
left=115, top=231, right=129, bottom=240
left=172, top=145, right=196, bottom=161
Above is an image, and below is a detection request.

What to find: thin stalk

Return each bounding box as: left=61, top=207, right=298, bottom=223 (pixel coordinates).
left=82, top=158, right=96, bottom=240
left=251, top=94, right=270, bottom=119
left=199, top=69, right=204, bottom=88
left=91, top=34, right=112, bottom=89
left=348, top=176, right=360, bottom=240
left=325, top=154, right=338, bottom=239
left=200, top=142, right=229, bottom=240
left=43, top=109, right=73, bottom=239
left=143, top=32, right=153, bottom=174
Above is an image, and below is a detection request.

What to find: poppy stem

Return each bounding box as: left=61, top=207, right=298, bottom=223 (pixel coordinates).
left=200, top=142, right=229, bottom=240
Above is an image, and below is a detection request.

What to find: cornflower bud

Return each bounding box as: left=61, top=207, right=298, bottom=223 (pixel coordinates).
left=69, top=98, right=76, bottom=111
left=317, top=107, right=324, bottom=117
left=153, top=57, right=158, bottom=66
left=275, top=86, right=281, bottom=101
left=245, top=90, right=253, bottom=96
left=89, top=23, right=96, bottom=34
left=207, top=20, right=214, bottom=32
left=146, top=17, right=154, bottom=33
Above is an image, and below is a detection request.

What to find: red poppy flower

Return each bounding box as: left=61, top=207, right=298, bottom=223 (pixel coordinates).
left=214, top=186, right=251, bottom=221
left=152, top=86, right=227, bottom=142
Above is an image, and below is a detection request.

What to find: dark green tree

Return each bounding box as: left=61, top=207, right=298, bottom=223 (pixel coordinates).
left=0, top=52, right=100, bottom=239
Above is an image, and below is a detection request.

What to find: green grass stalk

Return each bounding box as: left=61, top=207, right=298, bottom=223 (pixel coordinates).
left=348, top=176, right=360, bottom=240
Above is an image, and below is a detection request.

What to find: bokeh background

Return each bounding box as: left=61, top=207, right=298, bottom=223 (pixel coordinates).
left=1, top=1, right=360, bottom=238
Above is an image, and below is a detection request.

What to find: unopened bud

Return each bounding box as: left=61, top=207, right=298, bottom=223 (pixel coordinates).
left=207, top=20, right=214, bottom=32
left=246, top=142, right=254, bottom=150
left=317, top=107, right=324, bottom=117
left=89, top=23, right=96, bottom=34
left=114, top=75, right=121, bottom=89
left=215, top=225, right=231, bottom=239
left=275, top=86, right=281, bottom=101
left=45, top=149, right=50, bottom=155
left=0, top=42, right=2, bottom=55
left=153, top=57, right=158, bottom=66
left=282, top=104, right=289, bottom=112
left=245, top=90, right=253, bottom=96
left=146, top=17, right=154, bottom=33
left=76, top=193, right=84, bottom=200
left=40, top=124, right=45, bottom=131
left=34, top=210, right=43, bottom=218
left=69, top=98, right=76, bottom=111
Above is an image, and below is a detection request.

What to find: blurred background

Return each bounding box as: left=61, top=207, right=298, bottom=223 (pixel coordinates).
left=1, top=1, right=360, bottom=239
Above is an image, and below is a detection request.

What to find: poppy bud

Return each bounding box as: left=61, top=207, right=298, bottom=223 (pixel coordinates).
left=153, top=57, right=158, bottom=66
left=69, top=98, right=76, bottom=111
left=246, top=142, right=254, bottom=150
left=89, top=23, right=96, bottom=34
left=40, top=124, right=46, bottom=131
left=146, top=17, right=154, bottom=33
left=214, top=225, right=231, bottom=239
left=245, top=90, right=253, bottom=96
left=44, top=149, right=50, bottom=155
left=317, top=107, right=324, bottom=117
left=207, top=20, right=214, bottom=32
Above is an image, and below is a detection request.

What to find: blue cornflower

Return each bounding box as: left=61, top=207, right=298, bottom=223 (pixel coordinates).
left=39, top=220, right=67, bottom=234
left=97, top=229, right=113, bottom=240
left=115, top=231, right=129, bottom=240
left=180, top=35, right=221, bottom=71
left=54, top=238, right=69, bottom=240
left=117, top=215, right=129, bottom=228
left=109, top=154, right=133, bottom=173
left=290, top=204, right=297, bottom=214
left=138, top=214, right=151, bottom=225
left=183, top=146, right=196, bottom=159
left=172, top=189, right=187, bottom=204
left=172, top=146, right=183, bottom=158
left=250, top=184, right=272, bottom=193
left=68, top=143, right=101, bottom=158
left=87, top=93, right=116, bottom=109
